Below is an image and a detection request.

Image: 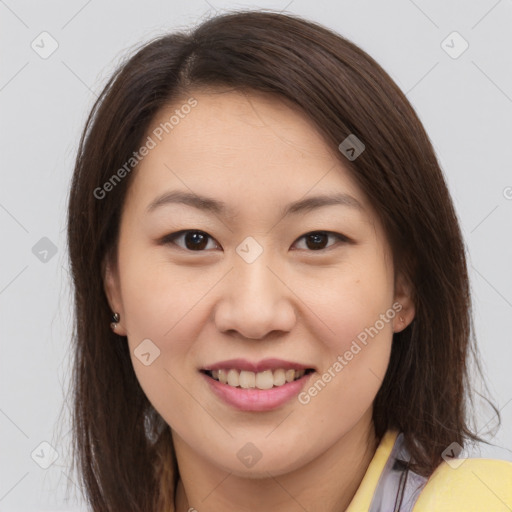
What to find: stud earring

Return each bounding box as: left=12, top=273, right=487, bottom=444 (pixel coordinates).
left=393, top=315, right=406, bottom=334
left=110, top=312, right=120, bottom=331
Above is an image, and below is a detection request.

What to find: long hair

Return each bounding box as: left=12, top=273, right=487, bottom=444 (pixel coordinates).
left=65, top=9, right=500, bottom=511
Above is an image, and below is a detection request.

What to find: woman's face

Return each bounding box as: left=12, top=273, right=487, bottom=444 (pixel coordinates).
left=104, top=88, right=414, bottom=477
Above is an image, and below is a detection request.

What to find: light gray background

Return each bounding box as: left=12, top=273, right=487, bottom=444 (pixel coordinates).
left=1, top=0, right=511, bottom=510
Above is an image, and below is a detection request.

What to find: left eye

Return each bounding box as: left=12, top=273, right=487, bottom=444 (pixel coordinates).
left=293, top=231, right=348, bottom=251
left=160, top=230, right=349, bottom=252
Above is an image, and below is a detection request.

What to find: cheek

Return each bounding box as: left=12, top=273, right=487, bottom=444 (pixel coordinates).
left=308, top=255, right=394, bottom=353
left=118, top=247, right=205, bottom=342
left=301, top=249, right=394, bottom=408
left=117, top=251, right=220, bottom=409
left=116, top=254, right=207, bottom=427
left=300, top=279, right=394, bottom=429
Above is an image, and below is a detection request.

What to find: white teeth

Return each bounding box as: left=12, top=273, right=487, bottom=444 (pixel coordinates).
left=239, top=370, right=256, bottom=389
left=227, top=369, right=239, bottom=387
left=208, top=368, right=309, bottom=389
left=273, top=368, right=286, bottom=386
left=255, top=370, right=274, bottom=390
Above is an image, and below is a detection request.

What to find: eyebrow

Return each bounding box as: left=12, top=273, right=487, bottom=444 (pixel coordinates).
left=146, top=190, right=364, bottom=218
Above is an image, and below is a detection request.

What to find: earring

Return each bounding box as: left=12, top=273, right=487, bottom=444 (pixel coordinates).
left=393, top=315, right=406, bottom=334
left=110, top=312, right=120, bottom=331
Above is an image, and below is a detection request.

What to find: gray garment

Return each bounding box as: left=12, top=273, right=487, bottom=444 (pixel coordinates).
left=368, top=433, right=429, bottom=512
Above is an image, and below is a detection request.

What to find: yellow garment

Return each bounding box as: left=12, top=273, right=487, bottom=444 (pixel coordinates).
left=346, top=429, right=512, bottom=511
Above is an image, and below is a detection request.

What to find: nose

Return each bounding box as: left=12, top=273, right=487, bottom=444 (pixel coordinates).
left=214, top=253, right=297, bottom=340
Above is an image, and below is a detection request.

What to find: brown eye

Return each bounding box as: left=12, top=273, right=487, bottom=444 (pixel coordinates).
left=294, top=231, right=348, bottom=251
left=162, top=230, right=219, bottom=251
left=183, top=231, right=208, bottom=250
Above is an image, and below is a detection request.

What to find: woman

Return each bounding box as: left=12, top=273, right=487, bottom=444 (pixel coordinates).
left=66, top=9, right=512, bottom=511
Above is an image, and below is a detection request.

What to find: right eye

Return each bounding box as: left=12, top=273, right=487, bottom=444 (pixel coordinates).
left=160, top=230, right=221, bottom=252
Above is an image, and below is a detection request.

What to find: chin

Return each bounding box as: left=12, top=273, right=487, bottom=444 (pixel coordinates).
left=213, top=442, right=310, bottom=479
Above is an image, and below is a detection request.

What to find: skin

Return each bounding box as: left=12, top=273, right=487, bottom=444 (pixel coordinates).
left=104, top=87, right=415, bottom=512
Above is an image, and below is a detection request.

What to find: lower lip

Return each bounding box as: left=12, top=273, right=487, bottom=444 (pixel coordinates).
left=201, top=371, right=314, bottom=412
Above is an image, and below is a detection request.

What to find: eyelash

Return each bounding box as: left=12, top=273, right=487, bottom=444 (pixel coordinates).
left=159, top=230, right=350, bottom=253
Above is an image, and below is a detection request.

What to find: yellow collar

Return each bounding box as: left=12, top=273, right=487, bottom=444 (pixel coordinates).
left=345, top=429, right=400, bottom=511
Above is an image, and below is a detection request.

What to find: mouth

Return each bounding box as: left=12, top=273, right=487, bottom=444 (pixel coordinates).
left=200, top=368, right=315, bottom=389
left=199, top=359, right=316, bottom=411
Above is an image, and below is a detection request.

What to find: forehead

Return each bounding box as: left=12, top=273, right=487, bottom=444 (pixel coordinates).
left=153, top=87, right=338, bottom=162
left=125, top=88, right=373, bottom=221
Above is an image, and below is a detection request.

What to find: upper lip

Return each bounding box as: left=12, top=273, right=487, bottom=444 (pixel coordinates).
left=201, top=358, right=315, bottom=373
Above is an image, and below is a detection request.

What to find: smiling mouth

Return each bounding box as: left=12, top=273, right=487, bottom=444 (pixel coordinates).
left=201, top=368, right=315, bottom=390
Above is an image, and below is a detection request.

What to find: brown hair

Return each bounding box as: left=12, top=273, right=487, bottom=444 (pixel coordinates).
left=65, top=9, right=500, bottom=511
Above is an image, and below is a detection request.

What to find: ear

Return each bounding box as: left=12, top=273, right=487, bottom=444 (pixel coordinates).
left=392, top=271, right=415, bottom=333
left=102, top=250, right=127, bottom=336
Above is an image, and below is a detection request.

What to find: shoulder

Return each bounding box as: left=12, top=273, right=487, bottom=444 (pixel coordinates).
left=413, top=458, right=512, bottom=511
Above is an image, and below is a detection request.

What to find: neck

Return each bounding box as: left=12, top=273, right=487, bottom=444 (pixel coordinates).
left=173, top=413, right=378, bottom=512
